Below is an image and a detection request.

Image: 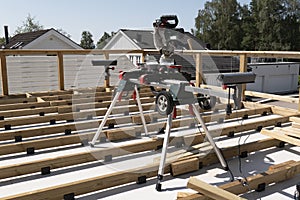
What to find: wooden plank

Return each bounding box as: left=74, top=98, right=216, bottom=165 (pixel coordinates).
left=0, top=137, right=163, bottom=180
left=0, top=101, right=50, bottom=111
left=108, top=112, right=289, bottom=142
left=1, top=164, right=163, bottom=200
left=40, top=91, right=113, bottom=101
left=171, top=158, right=199, bottom=176
left=58, top=97, right=154, bottom=113
left=0, top=102, right=154, bottom=129
left=245, top=91, right=299, bottom=104
left=187, top=177, right=246, bottom=200
left=0, top=107, right=57, bottom=118
left=179, top=160, right=300, bottom=199
left=172, top=138, right=281, bottom=176
left=268, top=160, right=296, bottom=171
left=0, top=131, right=207, bottom=180
left=49, top=91, right=154, bottom=106
left=289, top=116, right=300, bottom=124
left=277, top=127, right=300, bottom=139
left=0, top=97, right=37, bottom=104
left=0, top=136, right=280, bottom=188
left=270, top=105, right=300, bottom=116
left=261, top=129, right=300, bottom=146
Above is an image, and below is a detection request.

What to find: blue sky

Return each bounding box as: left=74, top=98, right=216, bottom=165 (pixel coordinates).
left=0, top=0, right=250, bottom=43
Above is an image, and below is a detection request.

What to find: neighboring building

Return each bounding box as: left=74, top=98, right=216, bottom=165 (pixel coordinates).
left=3, top=28, right=82, bottom=49
left=102, top=29, right=239, bottom=79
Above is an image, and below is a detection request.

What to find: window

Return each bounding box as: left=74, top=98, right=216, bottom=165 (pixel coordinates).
left=136, top=56, right=141, bottom=64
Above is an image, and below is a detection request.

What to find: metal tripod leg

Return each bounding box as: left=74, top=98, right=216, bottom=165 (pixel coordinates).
left=90, top=91, right=122, bottom=146
left=191, top=104, right=228, bottom=170
left=156, top=112, right=173, bottom=191
left=134, top=85, right=148, bottom=136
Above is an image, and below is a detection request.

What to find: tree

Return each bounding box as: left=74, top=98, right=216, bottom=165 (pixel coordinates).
left=194, top=0, right=244, bottom=50
left=0, top=37, right=5, bottom=45
left=96, top=32, right=111, bottom=49
left=80, top=31, right=95, bottom=49
left=15, top=14, right=44, bottom=34
left=250, top=0, right=300, bottom=50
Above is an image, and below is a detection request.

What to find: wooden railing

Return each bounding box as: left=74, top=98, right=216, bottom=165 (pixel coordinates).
left=1, top=49, right=300, bottom=106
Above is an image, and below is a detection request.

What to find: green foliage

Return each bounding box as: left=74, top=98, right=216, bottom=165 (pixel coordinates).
left=195, top=0, right=300, bottom=50
left=80, top=31, right=95, bottom=49
left=15, top=14, right=44, bottom=34
left=96, top=32, right=112, bottom=49
left=194, top=0, right=244, bottom=50
left=0, top=37, right=5, bottom=46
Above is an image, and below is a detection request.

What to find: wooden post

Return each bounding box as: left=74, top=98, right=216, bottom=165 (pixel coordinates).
left=239, top=54, right=248, bottom=100
left=0, top=54, right=9, bottom=95
left=195, top=53, right=202, bottom=87
left=57, top=52, right=64, bottom=90
left=298, top=87, right=300, bottom=112
left=141, top=52, right=147, bottom=63
left=104, top=53, right=110, bottom=90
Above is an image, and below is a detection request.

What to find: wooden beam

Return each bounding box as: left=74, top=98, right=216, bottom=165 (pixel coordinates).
left=0, top=53, right=9, bottom=95
left=187, top=177, right=246, bottom=200
left=57, top=52, right=65, bottom=90
left=195, top=53, right=202, bottom=87
left=239, top=54, right=247, bottom=101
left=0, top=107, right=57, bottom=118
left=0, top=130, right=207, bottom=180
left=289, top=116, right=300, bottom=124
left=58, top=97, right=154, bottom=113
left=0, top=102, right=154, bottom=129
left=172, top=138, right=281, bottom=176
left=245, top=91, right=299, bottom=104
left=179, top=160, right=300, bottom=199
left=0, top=101, right=50, bottom=111
left=261, top=129, right=300, bottom=146
left=2, top=164, right=163, bottom=200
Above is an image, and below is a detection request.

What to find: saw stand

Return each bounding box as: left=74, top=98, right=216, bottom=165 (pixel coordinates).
left=90, top=79, right=231, bottom=192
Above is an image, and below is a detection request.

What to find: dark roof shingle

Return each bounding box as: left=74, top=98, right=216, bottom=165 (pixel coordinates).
left=4, top=29, right=50, bottom=49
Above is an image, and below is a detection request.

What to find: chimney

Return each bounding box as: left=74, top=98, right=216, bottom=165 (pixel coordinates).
left=4, top=26, right=9, bottom=45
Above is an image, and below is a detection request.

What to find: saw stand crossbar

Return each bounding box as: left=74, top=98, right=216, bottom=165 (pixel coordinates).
left=89, top=80, right=229, bottom=192
left=90, top=84, right=148, bottom=146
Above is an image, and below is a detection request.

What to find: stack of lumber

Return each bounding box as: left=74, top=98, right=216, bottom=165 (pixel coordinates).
left=261, top=116, right=300, bottom=146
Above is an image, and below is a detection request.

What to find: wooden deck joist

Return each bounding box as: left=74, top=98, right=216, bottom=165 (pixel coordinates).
left=0, top=102, right=154, bottom=130
left=0, top=137, right=287, bottom=199
left=245, top=90, right=299, bottom=104
left=0, top=109, right=282, bottom=156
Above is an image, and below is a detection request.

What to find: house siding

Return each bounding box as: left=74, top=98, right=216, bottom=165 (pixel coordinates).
left=24, top=35, right=77, bottom=49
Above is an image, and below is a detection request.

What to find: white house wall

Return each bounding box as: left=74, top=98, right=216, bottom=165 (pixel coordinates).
left=104, top=33, right=138, bottom=50
left=24, top=35, right=77, bottom=49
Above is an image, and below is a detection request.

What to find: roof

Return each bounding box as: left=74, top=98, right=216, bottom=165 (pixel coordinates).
left=120, top=29, right=207, bottom=50
left=4, top=29, right=49, bottom=49
left=104, top=29, right=241, bottom=77
left=121, top=29, right=156, bottom=49
left=4, top=28, right=82, bottom=49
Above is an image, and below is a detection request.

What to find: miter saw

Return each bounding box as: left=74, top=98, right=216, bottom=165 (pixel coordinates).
left=90, top=15, right=256, bottom=191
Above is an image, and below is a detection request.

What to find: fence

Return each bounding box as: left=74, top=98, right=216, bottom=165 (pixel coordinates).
left=1, top=49, right=300, bottom=104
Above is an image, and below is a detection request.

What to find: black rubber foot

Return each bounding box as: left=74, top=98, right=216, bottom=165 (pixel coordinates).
left=156, top=183, right=162, bottom=192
